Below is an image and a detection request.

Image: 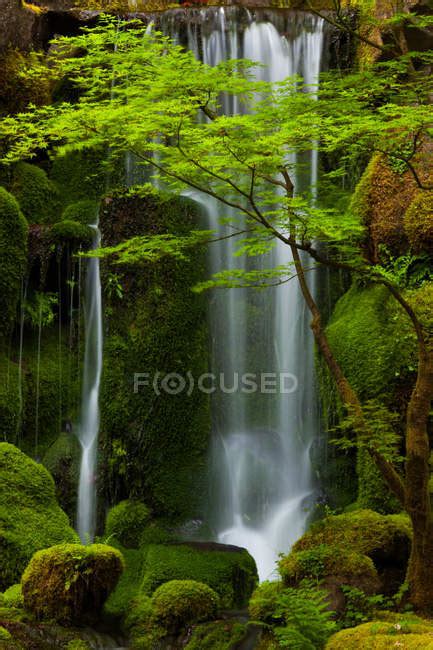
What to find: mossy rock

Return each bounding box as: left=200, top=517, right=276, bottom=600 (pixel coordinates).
left=326, top=615, right=433, bottom=649
left=0, top=48, right=51, bottom=116
left=0, top=443, right=78, bottom=590
left=1, top=585, right=23, bottom=609
left=141, top=542, right=258, bottom=608
left=22, top=543, right=124, bottom=625
left=0, top=188, right=28, bottom=338
left=185, top=620, right=249, bottom=649
left=281, top=510, right=411, bottom=601
left=50, top=220, right=94, bottom=246
left=248, top=581, right=283, bottom=623
left=62, top=200, right=100, bottom=226
left=10, top=162, right=61, bottom=225
left=152, top=580, right=219, bottom=632
left=42, top=432, right=81, bottom=519
left=404, top=192, right=433, bottom=253
left=105, top=500, right=151, bottom=548
left=50, top=149, right=111, bottom=207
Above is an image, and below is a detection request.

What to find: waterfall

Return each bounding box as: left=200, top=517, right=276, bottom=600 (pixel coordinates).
left=77, top=220, right=103, bottom=543
left=163, top=8, right=324, bottom=580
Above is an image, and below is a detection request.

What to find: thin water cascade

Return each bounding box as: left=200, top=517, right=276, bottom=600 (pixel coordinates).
left=76, top=219, right=103, bottom=543
left=164, top=8, right=325, bottom=580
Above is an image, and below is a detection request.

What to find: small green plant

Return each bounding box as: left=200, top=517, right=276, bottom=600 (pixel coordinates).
left=273, top=582, right=337, bottom=649
left=105, top=272, right=124, bottom=300
left=340, top=585, right=391, bottom=628
left=23, top=291, right=58, bottom=328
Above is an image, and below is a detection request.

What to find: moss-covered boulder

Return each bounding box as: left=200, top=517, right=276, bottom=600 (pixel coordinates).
left=50, top=220, right=94, bottom=247
left=22, top=543, right=124, bottom=625
left=0, top=443, right=78, bottom=590
left=105, top=500, right=151, bottom=548
left=279, top=510, right=411, bottom=609
left=0, top=188, right=28, bottom=338
left=10, top=162, right=60, bottom=225
left=152, top=580, right=219, bottom=632
left=141, top=542, right=258, bottom=608
left=62, top=200, right=99, bottom=226
left=42, top=432, right=81, bottom=520
left=185, top=620, right=250, bottom=649
left=326, top=615, right=433, bottom=649
left=404, top=192, right=433, bottom=253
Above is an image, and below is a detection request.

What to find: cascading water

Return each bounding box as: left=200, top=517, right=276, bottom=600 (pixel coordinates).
left=163, top=8, right=325, bottom=580
left=76, top=220, right=103, bottom=543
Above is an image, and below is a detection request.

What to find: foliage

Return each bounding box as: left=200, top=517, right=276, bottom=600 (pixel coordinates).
left=140, top=543, right=258, bottom=608
left=21, top=543, right=124, bottom=624
left=23, top=291, right=57, bottom=328
left=105, top=500, right=151, bottom=548
left=0, top=48, right=51, bottom=116
left=339, top=585, right=391, bottom=628
left=249, top=581, right=283, bottom=623
left=273, top=582, right=337, bottom=649
left=185, top=621, right=248, bottom=649
left=0, top=187, right=27, bottom=338
left=151, top=580, right=219, bottom=631
left=9, top=162, right=60, bottom=225
left=0, top=443, right=78, bottom=590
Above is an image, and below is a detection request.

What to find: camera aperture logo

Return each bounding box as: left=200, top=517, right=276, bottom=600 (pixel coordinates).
left=134, top=372, right=298, bottom=396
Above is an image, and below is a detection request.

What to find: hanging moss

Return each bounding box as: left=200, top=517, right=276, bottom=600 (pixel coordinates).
left=22, top=543, right=124, bottom=625
left=99, top=189, right=211, bottom=521
left=0, top=188, right=28, bottom=339
left=10, top=163, right=61, bottom=225
left=0, top=443, right=78, bottom=590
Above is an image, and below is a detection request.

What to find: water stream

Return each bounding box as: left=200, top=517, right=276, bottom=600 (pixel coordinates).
left=76, top=221, right=103, bottom=543
left=165, top=8, right=325, bottom=580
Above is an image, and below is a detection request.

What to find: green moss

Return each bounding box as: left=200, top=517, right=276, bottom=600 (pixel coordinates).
left=50, top=220, right=94, bottom=246
left=42, top=432, right=81, bottom=519
left=66, top=642, right=92, bottom=650
left=349, top=155, right=378, bottom=225
left=326, top=283, right=416, bottom=400
left=62, top=200, right=99, bottom=226
left=280, top=544, right=377, bottom=585
left=103, top=545, right=144, bottom=619
left=1, top=585, right=23, bottom=609
left=10, top=163, right=61, bottom=225
left=22, top=543, right=124, bottom=625
left=99, top=190, right=211, bottom=520
left=186, top=621, right=248, bottom=649
left=326, top=615, right=433, bottom=649
left=248, top=581, right=283, bottom=623
left=50, top=150, right=111, bottom=207
left=0, top=627, right=11, bottom=641
left=105, top=500, right=151, bottom=548
left=0, top=48, right=51, bottom=116
left=0, top=188, right=28, bottom=338
left=0, top=443, right=78, bottom=590
left=404, top=192, right=433, bottom=252
left=152, top=580, right=219, bottom=631
left=291, top=510, right=411, bottom=557
left=140, top=542, right=257, bottom=608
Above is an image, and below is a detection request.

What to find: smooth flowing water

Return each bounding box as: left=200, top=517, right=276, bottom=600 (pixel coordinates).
left=77, top=221, right=103, bottom=543
left=164, top=8, right=325, bottom=580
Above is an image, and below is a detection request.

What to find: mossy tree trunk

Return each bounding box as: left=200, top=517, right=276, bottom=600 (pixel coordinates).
left=404, top=345, right=433, bottom=611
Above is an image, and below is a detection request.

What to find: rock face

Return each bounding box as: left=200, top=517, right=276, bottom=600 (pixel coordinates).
left=0, top=0, right=40, bottom=52
left=0, top=443, right=78, bottom=590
